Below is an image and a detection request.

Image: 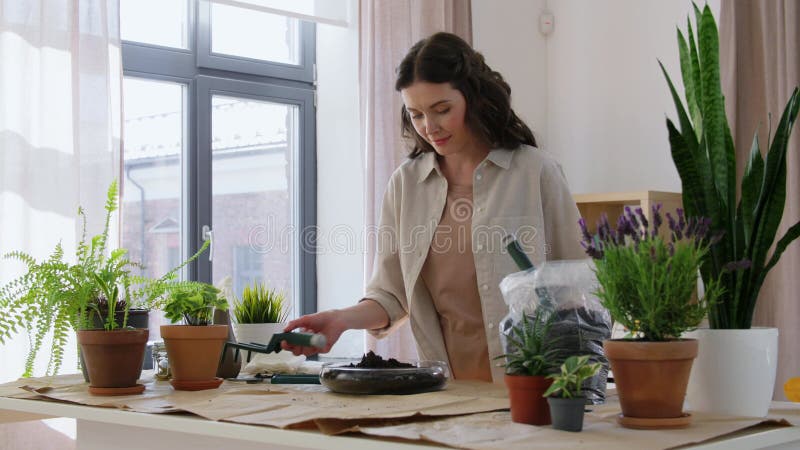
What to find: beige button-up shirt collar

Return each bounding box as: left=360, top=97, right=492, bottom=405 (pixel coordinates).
left=416, top=147, right=514, bottom=184
left=363, top=145, right=584, bottom=382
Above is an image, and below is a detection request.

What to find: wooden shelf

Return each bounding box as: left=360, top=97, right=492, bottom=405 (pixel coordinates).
left=574, top=191, right=683, bottom=235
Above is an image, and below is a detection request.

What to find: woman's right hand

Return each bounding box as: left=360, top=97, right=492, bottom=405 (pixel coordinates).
left=280, top=299, right=390, bottom=356
left=281, top=309, right=347, bottom=356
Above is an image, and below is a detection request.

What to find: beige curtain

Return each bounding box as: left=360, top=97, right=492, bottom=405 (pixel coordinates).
left=720, top=0, right=800, bottom=401
left=359, top=0, right=471, bottom=360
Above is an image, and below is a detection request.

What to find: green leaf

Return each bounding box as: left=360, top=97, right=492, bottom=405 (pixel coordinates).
left=697, top=5, right=734, bottom=217
left=678, top=26, right=701, bottom=142
left=748, top=89, right=800, bottom=307
left=760, top=221, right=800, bottom=282
left=740, top=133, right=764, bottom=247
left=687, top=17, right=704, bottom=138
left=666, top=119, right=704, bottom=218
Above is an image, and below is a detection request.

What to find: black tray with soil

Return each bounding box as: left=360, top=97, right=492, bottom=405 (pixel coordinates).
left=320, top=351, right=449, bottom=395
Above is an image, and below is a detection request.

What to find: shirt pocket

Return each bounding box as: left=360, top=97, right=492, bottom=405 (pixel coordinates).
left=485, top=215, right=545, bottom=279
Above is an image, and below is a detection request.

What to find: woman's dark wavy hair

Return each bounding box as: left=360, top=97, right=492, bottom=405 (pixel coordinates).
left=395, top=32, right=536, bottom=159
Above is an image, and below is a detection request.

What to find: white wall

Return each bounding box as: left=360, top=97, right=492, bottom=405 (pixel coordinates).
left=314, top=0, right=365, bottom=358
left=473, top=0, right=720, bottom=195
left=472, top=0, right=548, bottom=148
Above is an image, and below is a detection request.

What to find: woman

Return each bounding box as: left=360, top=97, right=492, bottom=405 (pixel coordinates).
left=283, top=32, right=584, bottom=382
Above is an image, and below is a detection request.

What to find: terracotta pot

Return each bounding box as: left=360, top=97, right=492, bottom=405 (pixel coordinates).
left=77, top=328, right=148, bottom=390
left=161, top=324, right=228, bottom=390
left=604, top=339, right=698, bottom=418
left=80, top=309, right=150, bottom=382
left=504, top=374, right=553, bottom=425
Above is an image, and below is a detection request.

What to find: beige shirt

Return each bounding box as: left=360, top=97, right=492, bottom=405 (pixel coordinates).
left=362, top=145, right=584, bottom=382
left=420, top=183, right=492, bottom=382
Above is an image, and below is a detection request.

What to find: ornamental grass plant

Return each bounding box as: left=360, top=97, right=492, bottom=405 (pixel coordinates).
left=580, top=205, right=727, bottom=341
left=232, top=283, right=288, bottom=324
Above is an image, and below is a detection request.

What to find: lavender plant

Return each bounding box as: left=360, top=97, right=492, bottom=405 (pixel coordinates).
left=579, top=205, right=725, bottom=341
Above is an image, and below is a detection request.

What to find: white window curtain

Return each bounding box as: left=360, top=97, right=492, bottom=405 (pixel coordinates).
left=0, top=0, right=122, bottom=381
left=360, top=0, right=472, bottom=361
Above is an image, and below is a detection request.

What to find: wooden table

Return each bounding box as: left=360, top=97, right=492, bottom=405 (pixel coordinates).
left=2, top=382, right=800, bottom=450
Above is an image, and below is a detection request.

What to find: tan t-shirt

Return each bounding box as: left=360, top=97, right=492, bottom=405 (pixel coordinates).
left=420, top=183, right=492, bottom=382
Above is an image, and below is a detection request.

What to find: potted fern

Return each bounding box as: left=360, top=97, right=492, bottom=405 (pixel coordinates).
left=581, top=205, right=723, bottom=428
left=498, top=309, right=562, bottom=426
left=0, top=181, right=149, bottom=394
left=543, top=355, right=601, bottom=432
left=0, top=180, right=209, bottom=395
left=231, top=282, right=289, bottom=345
left=159, top=282, right=230, bottom=391
left=660, top=4, right=800, bottom=416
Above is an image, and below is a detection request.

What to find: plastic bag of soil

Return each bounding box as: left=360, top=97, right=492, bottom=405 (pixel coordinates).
left=499, top=259, right=612, bottom=404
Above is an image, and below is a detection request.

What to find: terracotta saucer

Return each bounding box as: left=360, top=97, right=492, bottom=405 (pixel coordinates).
left=88, top=384, right=145, bottom=396
left=617, top=413, right=692, bottom=429
left=170, top=377, right=224, bottom=391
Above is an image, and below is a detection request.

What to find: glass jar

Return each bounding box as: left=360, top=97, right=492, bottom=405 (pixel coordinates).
left=152, top=341, right=171, bottom=380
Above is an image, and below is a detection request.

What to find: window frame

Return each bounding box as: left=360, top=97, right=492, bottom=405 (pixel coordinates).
left=197, top=0, right=315, bottom=82
left=120, top=0, right=317, bottom=316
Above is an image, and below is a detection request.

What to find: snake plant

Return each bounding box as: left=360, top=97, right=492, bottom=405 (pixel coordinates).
left=660, top=4, right=800, bottom=329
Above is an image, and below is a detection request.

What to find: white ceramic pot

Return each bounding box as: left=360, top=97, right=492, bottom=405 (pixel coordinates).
left=683, top=327, right=778, bottom=417
left=232, top=322, right=286, bottom=345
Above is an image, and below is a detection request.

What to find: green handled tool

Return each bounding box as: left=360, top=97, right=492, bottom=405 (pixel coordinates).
left=265, top=332, right=327, bottom=353
left=270, top=374, right=321, bottom=384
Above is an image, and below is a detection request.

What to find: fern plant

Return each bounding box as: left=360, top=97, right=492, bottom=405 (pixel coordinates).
left=0, top=180, right=209, bottom=376
left=497, top=309, right=562, bottom=376
left=232, top=283, right=288, bottom=324
left=0, top=181, right=130, bottom=376
left=660, top=4, right=800, bottom=329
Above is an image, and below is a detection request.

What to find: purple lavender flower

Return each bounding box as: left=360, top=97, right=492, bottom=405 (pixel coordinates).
left=579, top=218, right=592, bottom=243
left=677, top=208, right=686, bottom=232
left=597, top=219, right=607, bottom=242
left=626, top=206, right=640, bottom=230
left=616, top=215, right=627, bottom=244
left=666, top=212, right=678, bottom=242
left=651, top=204, right=663, bottom=238
left=685, top=217, right=696, bottom=239
left=578, top=203, right=718, bottom=264
left=636, top=207, right=649, bottom=234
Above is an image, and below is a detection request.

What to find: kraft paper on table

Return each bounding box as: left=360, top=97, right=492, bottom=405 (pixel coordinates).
left=0, top=372, right=509, bottom=428
left=1, top=372, right=799, bottom=450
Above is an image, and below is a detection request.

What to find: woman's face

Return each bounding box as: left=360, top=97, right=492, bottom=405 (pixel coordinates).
left=401, top=81, right=478, bottom=157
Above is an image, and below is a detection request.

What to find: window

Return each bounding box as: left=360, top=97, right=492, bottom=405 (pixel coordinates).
left=233, top=245, right=265, bottom=298
left=120, top=0, right=317, bottom=328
